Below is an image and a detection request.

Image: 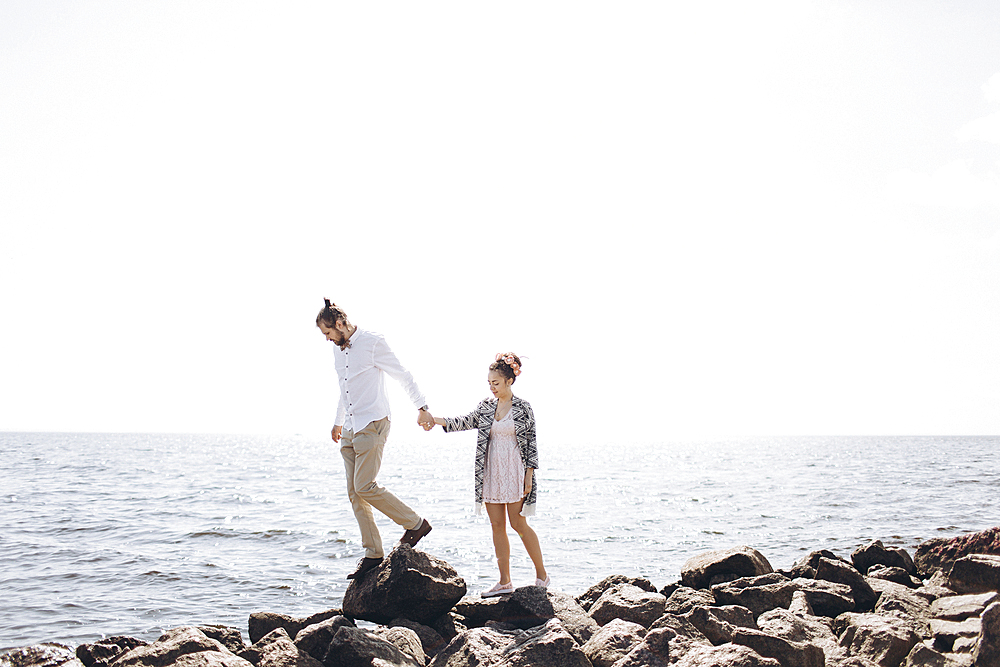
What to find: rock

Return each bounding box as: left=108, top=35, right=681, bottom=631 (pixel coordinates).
left=685, top=605, right=758, bottom=645
left=453, top=595, right=508, bottom=629
left=427, top=625, right=519, bottom=667
left=0, top=645, right=82, bottom=667
left=292, top=616, right=356, bottom=663
left=323, top=626, right=420, bottom=667
left=914, top=528, right=1000, bottom=577
left=929, top=618, right=982, bottom=652
left=589, top=584, right=667, bottom=628
left=730, top=628, right=825, bottom=667
left=428, top=613, right=464, bottom=643
left=792, top=578, right=856, bottom=618
left=834, top=612, right=920, bottom=667
left=609, top=627, right=674, bottom=667
left=757, top=608, right=847, bottom=665
left=112, top=627, right=253, bottom=667
left=671, top=643, right=781, bottom=667
left=581, top=618, right=647, bottom=667
left=868, top=566, right=921, bottom=589
left=974, top=601, right=1000, bottom=667
left=852, top=541, right=916, bottom=576
left=663, top=586, right=717, bottom=615
left=248, top=611, right=342, bottom=644
left=371, top=626, right=426, bottom=666
left=389, top=619, right=447, bottom=658
left=577, top=575, right=658, bottom=611
left=816, top=557, right=879, bottom=612
left=903, top=643, right=972, bottom=667
left=499, top=619, right=592, bottom=667
left=76, top=638, right=148, bottom=667
left=681, top=546, right=774, bottom=590
left=712, top=573, right=797, bottom=618
left=788, top=591, right=814, bottom=616
left=341, top=545, right=467, bottom=625
left=931, top=593, right=999, bottom=621
left=499, top=587, right=599, bottom=644
left=869, top=579, right=932, bottom=637
left=947, top=555, right=1000, bottom=595
left=197, top=627, right=246, bottom=656
left=649, top=613, right=709, bottom=641
left=252, top=628, right=324, bottom=667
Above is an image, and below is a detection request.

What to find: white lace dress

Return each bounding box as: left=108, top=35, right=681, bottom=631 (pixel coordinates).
left=481, top=408, right=526, bottom=504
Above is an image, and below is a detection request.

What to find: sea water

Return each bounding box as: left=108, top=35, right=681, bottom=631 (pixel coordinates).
left=2, top=432, right=997, bottom=647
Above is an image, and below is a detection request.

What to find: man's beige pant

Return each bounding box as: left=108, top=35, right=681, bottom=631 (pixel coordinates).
left=340, top=417, right=421, bottom=558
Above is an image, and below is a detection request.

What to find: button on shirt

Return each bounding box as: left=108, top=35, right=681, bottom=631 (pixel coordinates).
left=334, top=328, right=427, bottom=433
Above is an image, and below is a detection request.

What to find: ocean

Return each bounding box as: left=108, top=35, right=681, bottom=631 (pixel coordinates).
left=2, top=432, right=997, bottom=648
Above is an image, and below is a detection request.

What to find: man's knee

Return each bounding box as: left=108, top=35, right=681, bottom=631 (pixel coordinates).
left=355, top=480, right=381, bottom=501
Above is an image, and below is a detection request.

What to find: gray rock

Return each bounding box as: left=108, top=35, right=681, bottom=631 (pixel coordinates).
left=664, top=586, right=717, bottom=615
left=914, top=527, right=1000, bottom=578
left=973, top=601, right=1000, bottom=667
left=371, top=626, right=426, bottom=666
left=428, top=613, right=464, bottom=643
left=0, top=645, right=82, bottom=667
left=852, top=540, right=916, bottom=576
left=712, top=573, right=797, bottom=618
left=672, top=643, right=782, bottom=667
left=792, top=578, right=856, bottom=618
left=930, top=593, right=998, bottom=621
left=681, top=546, right=774, bottom=590
left=76, top=637, right=148, bottom=667
left=788, top=591, right=814, bottom=616
left=389, top=618, right=447, bottom=658
left=930, top=618, right=982, bottom=652
left=248, top=611, right=342, bottom=644
left=649, top=613, right=710, bottom=642
left=609, top=627, right=673, bottom=667
left=497, top=586, right=599, bottom=644
left=293, top=616, right=356, bottom=662
left=577, top=575, right=658, bottom=611
left=757, top=608, right=847, bottom=665
left=685, top=605, right=758, bottom=645
left=197, top=627, right=246, bottom=657
left=252, top=628, right=324, bottom=667
left=868, top=566, right=921, bottom=589
left=947, top=555, right=1000, bottom=595
left=816, top=557, right=879, bottom=612
left=833, top=612, right=920, bottom=667
left=903, top=643, right=973, bottom=667
left=426, top=626, right=519, bottom=667
left=589, top=584, right=667, bottom=628
left=342, top=545, right=467, bottom=625
left=112, top=627, right=253, bottom=667
left=870, top=580, right=932, bottom=638
left=730, top=628, right=825, bottom=667
left=323, top=626, right=420, bottom=667
left=498, top=619, right=592, bottom=667
left=581, top=618, right=646, bottom=667
left=453, top=595, right=508, bottom=629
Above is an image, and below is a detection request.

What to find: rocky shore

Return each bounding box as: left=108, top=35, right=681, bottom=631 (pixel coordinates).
left=3, top=527, right=1000, bottom=667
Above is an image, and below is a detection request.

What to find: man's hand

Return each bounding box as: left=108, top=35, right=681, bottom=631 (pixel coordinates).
left=331, top=425, right=343, bottom=443
left=417, top=409, right=435, bottom=431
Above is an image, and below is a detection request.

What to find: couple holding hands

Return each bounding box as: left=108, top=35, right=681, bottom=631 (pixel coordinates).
left=317, top=299, right=547, bottom=598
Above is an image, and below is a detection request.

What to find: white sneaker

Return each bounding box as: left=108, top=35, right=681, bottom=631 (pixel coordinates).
left=482, top=581, right=514, bottom=598
left=534, top=576, right=550, bottom=588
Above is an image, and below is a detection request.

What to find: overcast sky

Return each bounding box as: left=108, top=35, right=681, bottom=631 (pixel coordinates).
left=2, top=1, right=999, bottom=443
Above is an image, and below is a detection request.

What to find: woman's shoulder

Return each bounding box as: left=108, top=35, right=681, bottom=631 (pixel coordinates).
left=476, top=397, right=496, bottom=410
left=511, top=395, right=534, bottom=412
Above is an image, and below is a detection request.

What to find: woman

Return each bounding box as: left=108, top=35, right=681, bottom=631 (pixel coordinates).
left=427, top=352, right=548, bottom=597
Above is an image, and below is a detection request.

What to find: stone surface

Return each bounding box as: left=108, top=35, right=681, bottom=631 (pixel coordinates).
left=389, top=619, right=447, bottom=658
left=852, top=541, right=916, bottom=576
left=730, top=627, right=825, bottom=667
left=903, top=643, right=973, bottom=667
left=252, top=629, right=324, bottom=667
left=112, top=627, right=253, bottom=667
left=672, top=643, right=781, bottom=667
left=930, top=618, right=982, bottom=650
left=930, top=593, right=998, bottom=621
left=577, top=575, right=658, bottom=611
left=0, top=645, right=82, bottom=667
left=868, top=566, right=921, bottom=589
left=589, top=584, right=667, bottom=628
left=248, top=611, right=342, bottom=644
left=426, top=626, right=518, bottom=667
left=834, top=612, right=920, bottom=667
left=685, top=605, right=758, bottom=645
left=609, top=627, right=673, bottom=667
left=196, top=628, right=246, bottom=657
left=681, top=546, right=774, bottom=590
left=323, top=626, right=420, bottom=667
left=453, top=595, right=508, bottom=629
left=581, top=618, right=646, bottom=667
left=294, top=616, right=356, bottom=663
left=914, top=527, right=1000, bottom=577
left=649, top=613, right=710, bottom=642
left=499, top=619, right=592, bottom=667
left=76, top=637, right=148, bottom=667
left=946, top=555, right=1000, bottom=595
left=816, top=557, right=879, bottom=612
left=712, top=573, right=797, bottom=618
left=792, top=578, right=856, bottom=618
left=871, top=580, right=932, bottom=638
left=973, top=601, right=1000, bottom=667
left=371, top=626, right=425, bottom=667
left=342, top=545, right=467, bottom=625
left=756, top=607, right=846, bottom=663
left=499, top=587, right=599, bottom=644
left=663, top=586, right=717, bottom=615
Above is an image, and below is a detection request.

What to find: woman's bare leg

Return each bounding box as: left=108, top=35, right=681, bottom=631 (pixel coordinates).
left=507, top=501, right=546, bottom=581
left=485, top=502, right=512, bottom=584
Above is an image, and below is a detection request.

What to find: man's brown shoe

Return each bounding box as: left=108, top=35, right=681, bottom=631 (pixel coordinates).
left=346, top=556, right=383, bottom=580
left=400, top=519, right=432, bottom=548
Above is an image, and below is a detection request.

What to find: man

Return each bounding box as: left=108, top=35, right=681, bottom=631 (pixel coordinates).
left=316, top=299, right=434, bottom=579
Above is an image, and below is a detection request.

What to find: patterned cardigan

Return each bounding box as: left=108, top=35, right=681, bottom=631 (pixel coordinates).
left=442, top=395, right=538, bottom=516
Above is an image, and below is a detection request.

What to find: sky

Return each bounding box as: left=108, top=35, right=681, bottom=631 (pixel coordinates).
left=2, top=1, right=999, bottom=443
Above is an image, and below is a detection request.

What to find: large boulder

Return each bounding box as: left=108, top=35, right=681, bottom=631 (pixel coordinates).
left=946, top=555, right=1000, bottom=595
left=581, top=618, right=646, bottom=667
left=792, top=578, right=856, bottom=618
left=389, top=618, right=448, bottom=659
left=974, top=601, right=1000, bottom=667
left=251, top=629, right=323, bottom=667
left=499, top=587, right=599, bottom=644
left=756, top=608, right=847, bottom=665
left=248, top=611, right=342, bottom=644
left=902, top=643, right=971, bottom=667
left=852, top=541, right=916, bottom=576
left=453, top=595, right=508, bottom=628
left=815, top=557, right=879, bottom=612
left=929, top=618, right=981, bottom=653
left=577, top=575, right=658, bottom=611
left=292, top=616, right=356, bottom=663
left=609, top=627, right=673, bottom=667
left=867, top=567, right=921, bottom=589
left=914, top=528, right=1000, bottom=577
left=868, top=579, right=932, bottom=637
left=930, top=592, right=999, bottom=622
left=712, top=573, right=798, bottom=618
left=76, top=638, right=148, bottom=667
left=342, top=545, right=466, bottom=625
left=681, top=546, right=774, bottom=590
left=730, top=628, right=825, bottom=667
left=0, top=645, right=83, bottom=667
left=426, top=626, right=518, bottom=667
left=111, top=627, right=254, bottom=667
left=672, top=643, right=781, bottom=667
left=664, top=586, right=717, bottom=615
left=323, top=626, right=420, bottom=667
left=499, top=619, right=592, bottom=667
left=833, top=612, right=920, bottom=667
left=685, top=605, right=758, bottom=645
left=370, top=626, right=426, bottom=666
left=589, top=584, right=666, bottom=628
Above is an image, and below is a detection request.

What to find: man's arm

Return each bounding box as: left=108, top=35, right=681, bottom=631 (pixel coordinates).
left=373, top=336, right=428, bottom=409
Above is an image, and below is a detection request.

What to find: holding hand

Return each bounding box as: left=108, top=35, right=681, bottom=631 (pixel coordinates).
left=524, top=469, right=533, bottom=497
left=417, top=409, right=435, bottom=431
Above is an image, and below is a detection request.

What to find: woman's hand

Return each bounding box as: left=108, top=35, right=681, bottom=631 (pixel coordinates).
left=524, top=469, right=533, bottom=497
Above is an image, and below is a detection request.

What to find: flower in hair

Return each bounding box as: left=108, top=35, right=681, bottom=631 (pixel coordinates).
left=495, top=352, right=521, bottom=376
